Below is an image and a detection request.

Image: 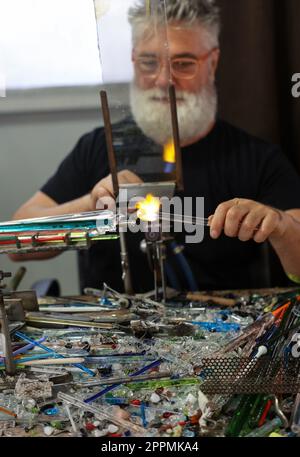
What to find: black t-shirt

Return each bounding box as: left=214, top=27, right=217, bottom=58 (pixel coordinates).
left=41, top=118, right=300, bottom=292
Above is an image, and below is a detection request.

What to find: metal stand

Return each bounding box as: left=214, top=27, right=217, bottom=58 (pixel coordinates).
left=99, top=85, right=183, bottom=297
left=100, top=90, right=133, bottom=295
left=0, top=271, right=15, bottom=375
left=119, top=231, right=133, bottom=295
left=144, top=221, right=168, bottom=303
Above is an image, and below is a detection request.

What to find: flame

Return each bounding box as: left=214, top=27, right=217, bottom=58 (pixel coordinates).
left=163, top=140, right=176, bottom=164
left=135, top=194, right=161, bottom=222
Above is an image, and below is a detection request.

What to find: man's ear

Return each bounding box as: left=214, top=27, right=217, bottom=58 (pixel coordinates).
left=210, top=48, right=220, bottom=80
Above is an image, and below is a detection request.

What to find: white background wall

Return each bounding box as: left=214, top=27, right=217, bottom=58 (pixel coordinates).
left=0, top=85, right=129, bottom=295
left=0, top=0, right=133, bottom=294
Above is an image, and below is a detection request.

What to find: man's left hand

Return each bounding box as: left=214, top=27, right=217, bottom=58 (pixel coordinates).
left=209, top=198, right=289, bottom=243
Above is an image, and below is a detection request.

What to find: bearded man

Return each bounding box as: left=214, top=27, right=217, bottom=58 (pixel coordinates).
left=10, top=0, right=300, bottom=293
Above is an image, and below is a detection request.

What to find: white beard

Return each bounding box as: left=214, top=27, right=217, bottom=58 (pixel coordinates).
left=129, top=82, right=218, bottom=146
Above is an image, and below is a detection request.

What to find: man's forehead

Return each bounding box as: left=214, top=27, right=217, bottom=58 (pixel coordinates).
left=134, top=23, right=207, bottom=55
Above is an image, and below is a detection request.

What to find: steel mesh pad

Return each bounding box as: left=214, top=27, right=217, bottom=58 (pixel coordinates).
left=199, top=356, right=300, bottom=394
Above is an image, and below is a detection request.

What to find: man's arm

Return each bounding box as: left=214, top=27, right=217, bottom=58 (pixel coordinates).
left=269, top=209, right=300, bottom=278
left=209, top=199, right=300, bottom=278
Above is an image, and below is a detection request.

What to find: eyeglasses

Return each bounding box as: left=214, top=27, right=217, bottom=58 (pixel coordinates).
left=133, top=48, right=217, bottom=80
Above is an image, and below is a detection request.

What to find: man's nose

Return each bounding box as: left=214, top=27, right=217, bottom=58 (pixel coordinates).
left=154, top=63, right=172, bottom=89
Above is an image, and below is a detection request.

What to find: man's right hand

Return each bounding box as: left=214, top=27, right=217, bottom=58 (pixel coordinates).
left=90, top=169, right=143, bottom=211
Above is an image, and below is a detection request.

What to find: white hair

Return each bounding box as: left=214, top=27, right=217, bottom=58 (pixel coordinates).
left=128, top=0, right=221, bottom=50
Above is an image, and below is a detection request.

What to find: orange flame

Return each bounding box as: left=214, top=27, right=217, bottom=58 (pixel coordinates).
left=163, top=140, right=176, bottom=164
left=135, top=194, right=161, bottom=222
